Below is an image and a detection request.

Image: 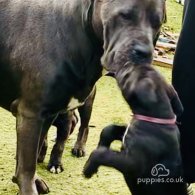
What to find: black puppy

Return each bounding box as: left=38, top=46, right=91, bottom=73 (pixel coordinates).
left=83, top=65, right=188, bottom=195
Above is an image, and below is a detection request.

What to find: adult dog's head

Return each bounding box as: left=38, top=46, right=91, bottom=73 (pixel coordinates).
left=91, top=0, right=166, bottom=72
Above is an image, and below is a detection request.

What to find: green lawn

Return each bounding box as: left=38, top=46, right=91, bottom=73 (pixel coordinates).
left=0, top=1, right=185, bottom=195
left=164, top=0, right=183, bottom=33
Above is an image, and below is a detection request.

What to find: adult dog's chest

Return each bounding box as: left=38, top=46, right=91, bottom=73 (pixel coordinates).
left=45, top=58, right=101, bottom=114
left=66, top=86, right=94, bottom=111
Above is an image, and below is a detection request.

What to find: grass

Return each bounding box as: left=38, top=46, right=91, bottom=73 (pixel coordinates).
left=0, top=1, right=185, bottom=195
left=164, top=0, right=184, bottom=33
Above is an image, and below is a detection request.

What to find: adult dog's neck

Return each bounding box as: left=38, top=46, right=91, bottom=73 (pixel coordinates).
left=92, top=0, right=103, bottom=42
left=82, top=0, right=103, bottom=48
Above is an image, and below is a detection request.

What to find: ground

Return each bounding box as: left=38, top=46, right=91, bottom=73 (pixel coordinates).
left=0, top=0, right=191, bottom=195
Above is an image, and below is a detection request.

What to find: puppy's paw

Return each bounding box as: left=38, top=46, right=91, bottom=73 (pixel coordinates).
left=83, top=159, right=98, bottom=178
left=83, top=147, right=108, bottom=178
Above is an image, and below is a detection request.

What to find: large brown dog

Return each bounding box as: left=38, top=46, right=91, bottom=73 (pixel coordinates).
left=0, top=0, right=165, bottom=194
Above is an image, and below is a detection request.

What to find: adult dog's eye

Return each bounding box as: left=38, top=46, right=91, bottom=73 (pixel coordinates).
left=119, top=11, right=134, bottom=20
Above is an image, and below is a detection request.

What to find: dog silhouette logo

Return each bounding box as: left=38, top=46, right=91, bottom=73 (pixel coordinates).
left=151, top=164, right=170, bottom=177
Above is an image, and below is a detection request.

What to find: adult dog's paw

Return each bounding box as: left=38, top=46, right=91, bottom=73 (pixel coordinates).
left=35, top=176, right=50, bottom=194
left=72, top=146, right=86, bottom=157
left=47, top=163, right=64, bottom=174
left=13, top=175, right=49, bottom=195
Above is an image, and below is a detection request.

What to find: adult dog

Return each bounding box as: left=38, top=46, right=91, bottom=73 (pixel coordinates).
left=0, top=0, right=166, bottom=194
left=83, top=65, right=188, bottom=195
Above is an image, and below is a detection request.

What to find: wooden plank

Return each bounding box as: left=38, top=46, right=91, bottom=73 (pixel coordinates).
left=153, top=57, right=173, bottom=69
left=156, top=41, right=176, bottom=50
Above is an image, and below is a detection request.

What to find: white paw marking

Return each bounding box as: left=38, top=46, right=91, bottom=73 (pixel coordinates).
left=56, top=167, right=61, bottom=174
left=50, top=166, right=56, bottom=173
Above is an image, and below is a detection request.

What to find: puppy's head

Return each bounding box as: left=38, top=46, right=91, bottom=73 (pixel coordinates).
left=116, top=65, right=183, bottom=118
left=115, top=65, right=157, bottom=108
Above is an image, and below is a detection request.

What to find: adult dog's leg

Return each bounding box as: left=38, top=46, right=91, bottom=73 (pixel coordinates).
left=37, top=116, right=57, bottom=163
left=13, top=101, right=49, bottom=195
left=47, top=111, right=73, bottom=173
left=98, top=125, right=126, bottom=148
left=83, top=147, right=131, bottom=178
left=69, top=111, right=79, bottom=135
left=72, top=87, right=96, bottom=157
left=39, top=111, right=78, bottom=164
left=37, top=135, right=48, bottom=163
left=36, top=116, right=58, bottom=193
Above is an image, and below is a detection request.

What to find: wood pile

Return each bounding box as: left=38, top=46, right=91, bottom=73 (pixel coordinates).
left=153, top=31, right=179, bottom=68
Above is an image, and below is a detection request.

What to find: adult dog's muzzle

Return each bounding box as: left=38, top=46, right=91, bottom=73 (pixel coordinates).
left=131, top=43, right=153, bottom=65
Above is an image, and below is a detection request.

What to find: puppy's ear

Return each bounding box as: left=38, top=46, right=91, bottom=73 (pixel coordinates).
left=167, top=85, right=183, bottom=117
left=135, top=78, right=157, bottom=105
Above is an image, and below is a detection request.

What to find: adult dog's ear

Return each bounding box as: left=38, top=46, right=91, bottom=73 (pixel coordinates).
left=163, top=0, right=167, bottom=24
left=135, top=78, right=158, bottom=106
left=167, top=85, right=183, bottom=117
left=153, top=0, right=167, bottom=46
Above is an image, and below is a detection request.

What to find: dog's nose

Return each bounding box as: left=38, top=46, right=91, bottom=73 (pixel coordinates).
left=132, top=44, right=153, bottom=63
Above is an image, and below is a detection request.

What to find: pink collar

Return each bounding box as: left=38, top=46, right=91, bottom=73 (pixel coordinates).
left=133, top=114, right=176, bottom=125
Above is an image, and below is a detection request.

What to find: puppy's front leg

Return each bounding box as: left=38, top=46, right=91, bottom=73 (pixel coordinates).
left=98, top=125, right=126, bottom=148
left=83, top=147, right=130, bottom=178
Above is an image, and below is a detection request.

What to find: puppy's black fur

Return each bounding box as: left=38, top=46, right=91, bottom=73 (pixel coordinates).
left=83, top=65, right=188, bottom=195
